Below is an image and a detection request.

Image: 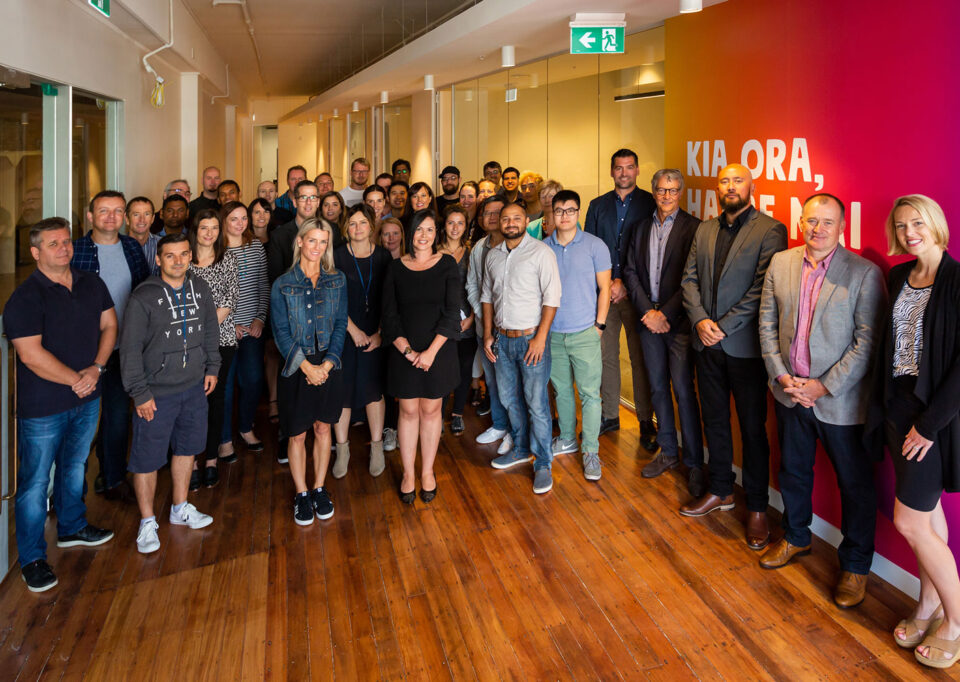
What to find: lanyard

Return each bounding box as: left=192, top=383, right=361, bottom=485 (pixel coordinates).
left=349, top=245, right=373, bottom=313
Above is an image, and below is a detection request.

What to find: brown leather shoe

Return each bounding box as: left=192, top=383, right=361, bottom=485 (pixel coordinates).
left=745, top=511, right=770, bottom=550
left=679, top=493, right=734, bottom=517
left=641, top=452, right=679, bottom=478
left=834, top=571, right=868, bottom=608
left=759, top=538, right=811, bottom=569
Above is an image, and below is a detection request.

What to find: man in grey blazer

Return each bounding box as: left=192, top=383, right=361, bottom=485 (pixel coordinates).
left=757, top=193, right=885, bottom=609
left=680, top=164, right=787, bottom=552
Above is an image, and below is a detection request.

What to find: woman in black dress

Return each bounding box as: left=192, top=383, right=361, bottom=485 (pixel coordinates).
left=381, top=209, right=461, bottom=503
left=332, top=204, right=392, bottom=479
left=320, top=191, right=347, bottom=249
left=878, top=195, right=960, bottom=668
left=270, top=218, right=347, bottom=526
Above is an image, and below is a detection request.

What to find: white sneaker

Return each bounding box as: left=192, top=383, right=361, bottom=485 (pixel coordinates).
left=383, top=428, right=398, bottom=452
left=476, top=426, right=509, bottom=444
left=169, top=502, right=213, bottom=529
left=137, top=519, right=160, bottom=554
left=497, top=433, right=514, bottom=455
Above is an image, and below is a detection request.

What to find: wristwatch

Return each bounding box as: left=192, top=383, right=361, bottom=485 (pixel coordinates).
left=94, top=362, right=106, bottom=375
left=403, top=346, right=413, bottom=356
left=594, top=321, right=607, bottom=331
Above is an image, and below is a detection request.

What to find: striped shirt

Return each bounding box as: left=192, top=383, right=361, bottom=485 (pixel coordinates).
left=227, top=240, right=269, bottom=335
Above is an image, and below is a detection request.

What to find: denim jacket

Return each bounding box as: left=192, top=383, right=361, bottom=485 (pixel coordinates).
left=270, top=262, right=347, bottom=377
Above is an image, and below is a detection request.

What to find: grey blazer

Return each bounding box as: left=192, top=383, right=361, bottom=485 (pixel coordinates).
left=681, top=209, right=787, bottom=358
left=758, top=245, right=886, bottom=425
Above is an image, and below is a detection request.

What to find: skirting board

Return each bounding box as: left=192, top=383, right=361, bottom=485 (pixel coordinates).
left=618, top=396, right=921, bottom=600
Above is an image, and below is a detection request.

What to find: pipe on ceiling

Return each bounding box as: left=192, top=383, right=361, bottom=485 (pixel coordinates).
left=211, top=0, right=266, bottom=88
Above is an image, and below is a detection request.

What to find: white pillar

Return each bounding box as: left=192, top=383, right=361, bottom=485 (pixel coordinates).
left=180, top=73, right=200, bottom=193
left=224, top=104, right=237, bottom=180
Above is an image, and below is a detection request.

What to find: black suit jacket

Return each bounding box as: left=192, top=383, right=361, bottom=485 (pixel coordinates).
left=623, top=209, right=700, bottom=331
left=583, top=187, right=656, bottom=281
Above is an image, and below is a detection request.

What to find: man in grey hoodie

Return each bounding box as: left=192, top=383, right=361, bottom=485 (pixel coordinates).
left=120, top=233, right=221, bottom=554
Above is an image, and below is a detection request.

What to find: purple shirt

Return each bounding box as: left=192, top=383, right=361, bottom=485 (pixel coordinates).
left=789, top=247, right=837, bottom=377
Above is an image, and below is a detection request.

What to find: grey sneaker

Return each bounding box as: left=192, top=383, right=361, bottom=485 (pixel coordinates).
left=533, top=468, right=553, bottom=494
left=583, top=452, right=602, bottom=481
left=491, top=450, right=534, bottom=470
left=383, top=428, right=398, bottom=452
left=551, top=436, right=578, bottom=456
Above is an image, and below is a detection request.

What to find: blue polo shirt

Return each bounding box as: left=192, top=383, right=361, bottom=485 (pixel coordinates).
left=544, top=229, right=611, bottom=334
left=4, top=268, right=114, bottom=418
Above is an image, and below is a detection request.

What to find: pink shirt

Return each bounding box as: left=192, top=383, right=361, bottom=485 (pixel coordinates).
left=788, top=247, right=837, bottom=378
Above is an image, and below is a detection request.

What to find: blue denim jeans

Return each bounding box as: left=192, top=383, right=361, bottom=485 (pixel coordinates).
left=222, top=334, right=265, bottom=442
left=477, top=333, right=510, bottom=432
left=493, top=332, right=552, bottom=471
left=16, top=399, right=100, bottom=566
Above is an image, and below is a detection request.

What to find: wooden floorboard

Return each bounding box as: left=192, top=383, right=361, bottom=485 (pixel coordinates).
left=0, top=402, right=956, bottom=681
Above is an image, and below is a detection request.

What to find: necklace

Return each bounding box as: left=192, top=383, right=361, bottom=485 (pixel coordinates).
left=348, top=244, right=373, bottom=313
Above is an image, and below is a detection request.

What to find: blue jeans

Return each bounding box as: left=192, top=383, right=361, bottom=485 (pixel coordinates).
left=493, top=333, right=552, bottom=471
left=95, top=349, right=131, bottom=489
left=222, top=334, right=265, bottom=442
left=639, top=328, right=703, bottom=467
left=477, top=333, right=510, bottom=432
left=16, top=399, right=100, bottom=566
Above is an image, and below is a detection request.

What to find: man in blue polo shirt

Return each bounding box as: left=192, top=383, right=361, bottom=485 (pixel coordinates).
left=5, top=217, right=118, bottom=592
left=544, top=190, right=611, bottom=481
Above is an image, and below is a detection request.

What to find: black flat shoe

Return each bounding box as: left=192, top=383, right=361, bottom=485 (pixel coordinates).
left=203, top=465, right=219, bottom=488
left=399, top=485, right=416, bottom=505
left=419, top=486, right=437, bottom=503
left=241, top=437, right=264, bottom=452
left=189, top=468, right=202, bottom=491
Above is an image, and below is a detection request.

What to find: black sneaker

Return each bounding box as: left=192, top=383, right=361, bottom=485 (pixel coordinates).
left=598, top=417, right=620, bottom=436
left=311, top=487, right=334, bottom=520
left=451, top=415, right=465, bottom=435
left=294, top=493, right=314, bottom=526
left=189, top=468, right=202, bottom=491
left=639, top=419, right=658, bottom=453
left=277, top=438, right=289, bottom=464
left=94, top=474, right=106, bottom=495
left=57, top=524, right=114, bottom=548
left=477, top=392, right=491, bottom=416
left=21, top=559, right=57, bottom=592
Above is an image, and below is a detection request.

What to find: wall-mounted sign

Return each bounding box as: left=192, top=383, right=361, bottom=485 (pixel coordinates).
left=570, top=26, right=624, bottom=54
left=89, top=0, right=110, bottom=18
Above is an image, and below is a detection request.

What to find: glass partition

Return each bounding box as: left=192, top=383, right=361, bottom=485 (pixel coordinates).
left=72, top=91, right=106, bottom=239
left=383, top=96, right=412, bottom=173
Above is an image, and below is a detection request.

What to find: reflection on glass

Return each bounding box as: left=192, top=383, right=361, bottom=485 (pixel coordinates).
left=72, top=91, right=106, bottom=240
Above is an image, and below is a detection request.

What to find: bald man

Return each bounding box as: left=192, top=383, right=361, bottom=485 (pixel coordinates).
left=189, top=166, right=221, bottom=215
left=680, top=163, right=787, bottom=550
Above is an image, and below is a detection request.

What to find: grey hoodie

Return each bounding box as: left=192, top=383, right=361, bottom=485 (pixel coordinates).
left=119, top=272, right=221, bottom=405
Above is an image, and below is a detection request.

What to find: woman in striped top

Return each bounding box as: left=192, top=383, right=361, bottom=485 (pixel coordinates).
left=219, top=201, right=269, bottom=458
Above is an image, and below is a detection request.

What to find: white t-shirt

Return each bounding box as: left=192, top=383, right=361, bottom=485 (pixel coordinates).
left=339, top=186, right=365, bottom=207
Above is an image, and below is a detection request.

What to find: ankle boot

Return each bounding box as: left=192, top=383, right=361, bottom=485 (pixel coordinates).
left=332, top=442, right=350, bottom=479
left=369, top=440, right=385, bottom=477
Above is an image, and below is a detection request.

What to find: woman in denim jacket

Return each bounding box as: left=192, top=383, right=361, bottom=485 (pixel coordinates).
left=270, top=218, right=347, bottom=526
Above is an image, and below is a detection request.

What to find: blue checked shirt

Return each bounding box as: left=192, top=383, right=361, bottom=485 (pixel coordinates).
left=71, top=231, right=150, bottom=288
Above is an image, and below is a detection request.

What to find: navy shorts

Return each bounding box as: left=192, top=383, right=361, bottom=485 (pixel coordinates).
left=129, top=383, right=208, bottom=473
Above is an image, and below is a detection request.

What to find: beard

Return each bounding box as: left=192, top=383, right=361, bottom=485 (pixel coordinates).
left=720, top=192, right=748, bottom=214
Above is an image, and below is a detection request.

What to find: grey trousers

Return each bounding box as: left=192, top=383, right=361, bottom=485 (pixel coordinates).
left=599, top=298, right=652, bottom=421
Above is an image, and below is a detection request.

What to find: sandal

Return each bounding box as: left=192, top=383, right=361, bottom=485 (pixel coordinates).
left=895, top=604, right=943, bottom=648
left=269, top=400, right=279, bottom=424
left=915, top=626, right=960, bottom=669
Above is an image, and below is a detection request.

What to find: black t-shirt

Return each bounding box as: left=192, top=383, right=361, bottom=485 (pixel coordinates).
left=333, top=244, right=392, bottom=335
left=436, top=195, right=459, bottom=217
left=188, top=195, right=220, bottom=216
left=4, top=268, right=114, bottom=418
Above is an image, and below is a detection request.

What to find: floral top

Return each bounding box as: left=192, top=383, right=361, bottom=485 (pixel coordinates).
left=190, top=250, right=239, bottom=347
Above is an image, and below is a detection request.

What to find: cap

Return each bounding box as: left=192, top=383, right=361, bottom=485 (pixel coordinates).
left=439, top=165, right=460, bottom=178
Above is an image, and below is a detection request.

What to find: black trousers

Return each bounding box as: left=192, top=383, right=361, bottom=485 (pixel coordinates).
left=451, top=336, right=479, bottom=415
left=775, top=402, right=877, bottom=573
left=205, top=345, right=236, bottom=460
left=695, top=347, right=770, bottom=511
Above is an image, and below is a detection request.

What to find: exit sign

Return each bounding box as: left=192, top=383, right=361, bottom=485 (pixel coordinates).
left=570, top=26, right=624, bottom=54
left=89, top=0, right=110, bottom=18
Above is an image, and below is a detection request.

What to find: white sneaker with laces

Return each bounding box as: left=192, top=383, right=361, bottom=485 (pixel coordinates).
left=497, top=433, right=514, bottom=455
left=169, top=502, right=213, bottom=529
left=137, top=519, right=160, bottom=554
left=476, top=426, right=509, bottom=444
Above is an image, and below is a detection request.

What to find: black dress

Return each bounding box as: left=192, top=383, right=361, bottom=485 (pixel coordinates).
left=333, top=244, right=392, bottom=408
left=381, top=254, right=461, bottom=399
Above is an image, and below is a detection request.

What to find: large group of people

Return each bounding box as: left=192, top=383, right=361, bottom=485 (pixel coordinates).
left=7, top=150, right=960, bottom=670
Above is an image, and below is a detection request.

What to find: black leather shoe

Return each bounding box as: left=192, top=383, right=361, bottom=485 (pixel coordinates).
left=103, top=480, right=136, bottom=504
left=21, top=560, right=57, bottom=592
left=639, top=419, right=658, bottom=453
left=203, top=465, right=219, bottom=488
left=57, top=524, right=114, bottom=548
left=94, top=475, right=106, bottom=495
left=420, top=486, right=437, bottom=503
left=189, top=468, right=202, bottom=491
left=399, top=485, right=416, bottom=505
left=598, top=417, right=620, bottom=436
left=687, top=466, right=707, bottom=498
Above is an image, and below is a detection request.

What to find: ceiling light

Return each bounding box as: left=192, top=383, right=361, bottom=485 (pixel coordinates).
left=614, top=90, right=665, bottom=102
left=679, top=0, right=702, bottom=13
left=333, top=108, right=339, bottom=118
left=318, top=114, right=323, bottom=122
left=501, top=45, right=515, bottom=68
left=380, top=91, right=389, bottom=104
left=352, top=101, right=359, bottom=112
left=424, top=74, right=434, bottom=90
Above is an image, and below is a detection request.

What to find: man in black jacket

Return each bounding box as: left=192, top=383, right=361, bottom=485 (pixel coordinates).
left=267, top=180, right=320, bottom=283
left=624, top=169, right=704, bottom=496
left=584, top=149, right=657, bottom=449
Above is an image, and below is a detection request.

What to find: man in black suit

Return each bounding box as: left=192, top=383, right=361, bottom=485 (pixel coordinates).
left=584, top=149, right=657, bottom=450
left=624, top=169, right=705, bottom=496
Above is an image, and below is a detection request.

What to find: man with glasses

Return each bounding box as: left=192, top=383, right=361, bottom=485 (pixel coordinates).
left=315, top=172, right=335, bottom=195
left=483, top=161, right=502, bottom=192
left=275, top=165, right=308, bottom=216
left=624, top=169, right=705, bottom=497
left=584, top=148, right=657, bottom=450
left=437, top=165, right=461, bottom=215
left=391, top=158, right=411, bottom=184
left=267, top=179, right=320, bottom=283
left=72, top=191, right=150, bottom=501
left=339, top=157, right=371, bottom=207
left=544, top=190, right=610, bottom=482
left=482, top=203, right=561, bottom=495
left=189, top=166, right=221, bottom=215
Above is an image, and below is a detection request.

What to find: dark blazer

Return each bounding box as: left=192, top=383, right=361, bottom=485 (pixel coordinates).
left=266, top=219, right=298, bottom=284
left=623, top=208, right=700, bottom=332
left=583, top=186, right=656, bottom=281
left=681, top=208, right=787, bottom=358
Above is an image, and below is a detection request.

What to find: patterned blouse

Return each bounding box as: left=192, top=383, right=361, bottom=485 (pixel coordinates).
left=892, top=280, right=932, bottom=378
left=227, top=240, right=270, bottom=336
left=190, top=250, right=239, bottom=347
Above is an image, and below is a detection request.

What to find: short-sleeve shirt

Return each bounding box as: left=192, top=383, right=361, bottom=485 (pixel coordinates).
left=4, top=268, right=114, bottom=418
left=544, top=229, right=611, bottom=333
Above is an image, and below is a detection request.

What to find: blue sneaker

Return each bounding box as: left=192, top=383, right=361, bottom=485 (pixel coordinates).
left=491, top=450, right=534, bottom=470
left=533, top=468, right=553, bottom=494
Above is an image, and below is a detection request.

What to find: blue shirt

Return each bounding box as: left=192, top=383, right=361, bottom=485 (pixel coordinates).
left=71, top=232, right=149, bottom=293
left=648, top=208, right=678, bottom=303
left=544, top=229, right=611, bottom=334
left=275, top=191, right=296, bottom=214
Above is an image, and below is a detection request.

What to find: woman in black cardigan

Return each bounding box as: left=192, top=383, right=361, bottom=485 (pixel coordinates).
left=879, top=195, right=960, bottom=669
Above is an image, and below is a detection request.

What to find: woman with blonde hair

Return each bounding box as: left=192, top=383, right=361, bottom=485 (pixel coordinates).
left=519, top=171, right=545, bottom=220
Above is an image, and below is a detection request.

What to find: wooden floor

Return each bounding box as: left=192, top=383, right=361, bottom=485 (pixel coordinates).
left=0, top=405, right=955, bottom=681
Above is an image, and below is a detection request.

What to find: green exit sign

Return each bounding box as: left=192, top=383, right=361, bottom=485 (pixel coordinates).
left=89, top=0, right=110, bottom=18
left=570, top=26, right=624, bottom=54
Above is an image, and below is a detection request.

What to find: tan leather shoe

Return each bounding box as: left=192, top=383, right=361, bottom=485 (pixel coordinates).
left=679, top=493, right=734, bottom=517
left=759, top=538, right=811, bottom=569
left=745, top=511, right=771, bottom=550
left=834, top=571, right=868, bottom=608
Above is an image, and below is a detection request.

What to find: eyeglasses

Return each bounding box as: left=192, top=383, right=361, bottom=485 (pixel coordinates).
left=170, top=188, right=191, bottom=197
left=394, top=169, right=410, bottom=175
left=482, top=211, right=501, bottom=218
left=654, top=188, right=681, bottom=196
left=553, top=207, right=579, bottom=217
left=441, top=174, right=458, bottom=182
left=520, top=183, right=538, bottom=191
left=297, top=195, right=320, bottom=202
